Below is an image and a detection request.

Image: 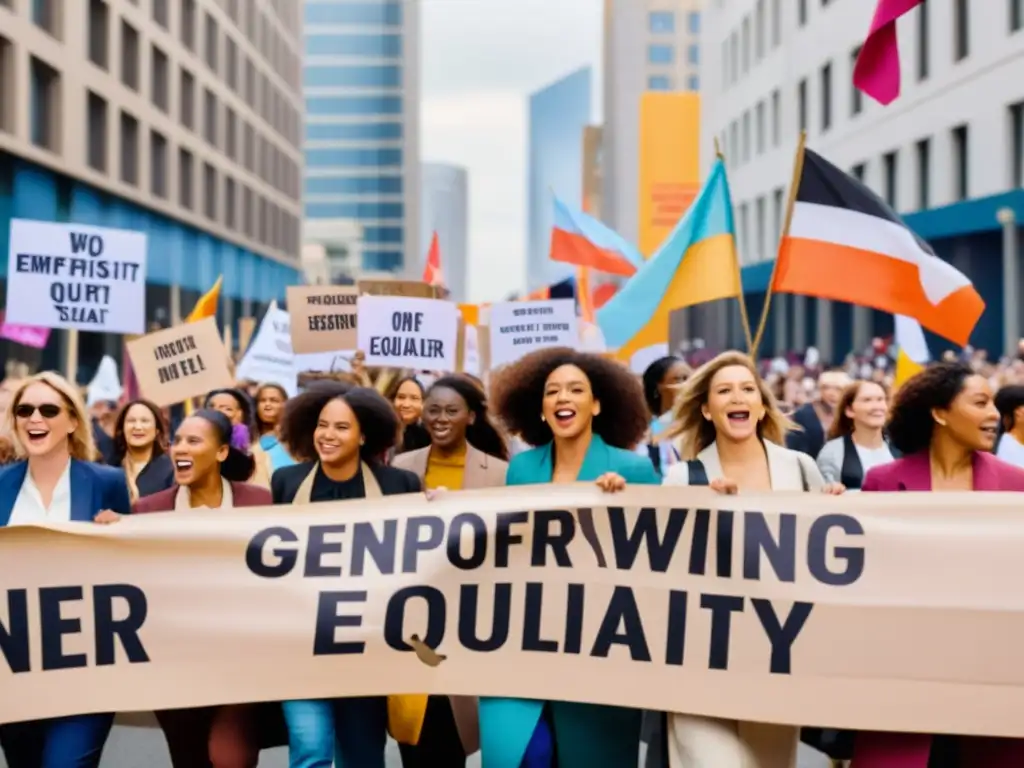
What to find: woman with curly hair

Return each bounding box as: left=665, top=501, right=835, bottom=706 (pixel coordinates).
left=854, top=362, right=1024, bottom=768
left=815, top=380, right=895, bottom=491
left=483, top=347, right=659, bottom=768
left=272, top=382, right=421, bottom=768
left=109, top=398, right=174, bottom=500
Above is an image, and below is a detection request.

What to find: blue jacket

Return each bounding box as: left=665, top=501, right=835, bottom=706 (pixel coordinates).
left=480, top=434, right=660, bottom=768
left=0, top=460, right=131, bottom=527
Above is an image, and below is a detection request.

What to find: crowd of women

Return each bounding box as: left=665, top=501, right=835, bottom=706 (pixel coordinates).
left=1, top=343, right=1023, bottom=768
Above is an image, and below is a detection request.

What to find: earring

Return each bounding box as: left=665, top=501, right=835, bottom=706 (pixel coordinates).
left=934, top=418, right=947, bottom=427
left=360, top=437, right=365, bottom=445
left=540, top=414, right=545, bottom=422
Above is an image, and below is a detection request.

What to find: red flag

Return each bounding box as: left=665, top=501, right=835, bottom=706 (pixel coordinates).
left=853, top=0, right=924, bottom=106
left=422, top=231, right=444, bottom=286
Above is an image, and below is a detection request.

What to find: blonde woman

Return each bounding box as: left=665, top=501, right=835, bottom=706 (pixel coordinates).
left=0, top=372, right=130, bottom=767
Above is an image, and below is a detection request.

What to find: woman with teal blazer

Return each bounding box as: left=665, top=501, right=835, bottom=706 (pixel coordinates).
left=487, top=347, right=660, bottom=768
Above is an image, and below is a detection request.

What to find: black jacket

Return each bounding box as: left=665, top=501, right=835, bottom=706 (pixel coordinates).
left=785, top=403, right=827, bottom=459
left=271, top=460, right=421, bottom=504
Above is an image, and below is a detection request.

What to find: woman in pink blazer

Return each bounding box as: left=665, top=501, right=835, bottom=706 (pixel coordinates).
left=856, top=362, right=1024, bottom=767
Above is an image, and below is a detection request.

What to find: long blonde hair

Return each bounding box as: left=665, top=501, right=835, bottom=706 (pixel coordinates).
left=5, top=372, right=98, bottom=461
left=664, top=351, right=794, bottom=460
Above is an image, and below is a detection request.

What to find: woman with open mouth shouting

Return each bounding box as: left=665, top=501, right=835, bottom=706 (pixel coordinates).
left=482, top=347, right=660, bottom=768
left=0, top=372, right=131, bottom=768
left=272, top=381, right=421, bottom=768
left=109, top=398, right=174, bottom=501
left=391, top=374, right=510, bottom=767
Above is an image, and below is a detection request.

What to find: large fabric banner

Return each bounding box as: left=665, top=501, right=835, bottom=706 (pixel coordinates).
left=2, top=486, right=1023, bottom=737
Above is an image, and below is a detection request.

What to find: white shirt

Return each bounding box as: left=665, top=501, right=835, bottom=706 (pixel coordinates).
left=997, top=433, right=1024, bottom=469
left=8, top=462, right=72, bottom=526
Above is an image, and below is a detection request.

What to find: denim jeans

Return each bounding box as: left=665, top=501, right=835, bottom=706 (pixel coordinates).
left=0, top=713, right=115, bottom=768
left=282, top=697, right=387, bottom=768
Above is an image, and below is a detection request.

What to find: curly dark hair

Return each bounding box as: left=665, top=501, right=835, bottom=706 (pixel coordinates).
left=887, top=362, right=977, bottom=455
left=204, top=388, right=258, bottom=443
left=489, top=347, right=650, bottom=449
left=279, top=382, right=400, bottom=463
left=111, top=399, right=169, bottom=465
left=426, top=375, right=509, bottom=461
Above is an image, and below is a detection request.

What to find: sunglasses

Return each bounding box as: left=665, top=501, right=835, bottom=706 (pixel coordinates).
left=15, top=403, right=63, bottom=419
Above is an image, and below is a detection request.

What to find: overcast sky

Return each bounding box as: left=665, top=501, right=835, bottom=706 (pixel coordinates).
left=420, top=0, right=603, bottom=302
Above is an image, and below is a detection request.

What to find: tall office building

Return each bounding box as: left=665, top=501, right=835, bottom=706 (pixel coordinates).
left=0, top=0, right=303, bottom=373
left=420, top=162, right=468, bottom=302
left=602, top=0, right=702, bottom=245
left=302, top=0, right=420, bottom=281
left=527, top=67, right=592, bottom=292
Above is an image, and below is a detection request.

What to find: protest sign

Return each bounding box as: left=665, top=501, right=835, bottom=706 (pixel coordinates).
left=237, top=317, right=257, bottom=355
left=487, top=299, right=578, bottom=368
left=0, top=312, right=50, bottom=349
left=287, top=285, right=358, bottom=354
left=126, top=318, right=232, bottom=406
left=235, top=306, right=296, bottom=395
left=3, top=487, right=1024, bottom=739
left=358, top=279, right=438, bottom=299
left=358, top=295, right=458, bottom=371
left=5, top=219, right=147, bottom=334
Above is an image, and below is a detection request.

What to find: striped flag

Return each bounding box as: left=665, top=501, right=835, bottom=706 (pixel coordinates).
left=893, top=314, right=929, bottom=390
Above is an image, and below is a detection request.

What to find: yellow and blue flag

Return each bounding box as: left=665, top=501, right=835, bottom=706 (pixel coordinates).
left=596, top=157, right=740, bottom=362
left=893, top=314, right=929, bottom=391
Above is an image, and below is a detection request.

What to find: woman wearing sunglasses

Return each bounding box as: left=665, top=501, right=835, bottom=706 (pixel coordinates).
left=0, top=372, right=131, bottom=768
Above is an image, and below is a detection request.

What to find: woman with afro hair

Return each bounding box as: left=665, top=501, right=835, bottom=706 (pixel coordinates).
left=482, top=347, right=659, bottom=768
left=854, top=362, right=1024, bottom=767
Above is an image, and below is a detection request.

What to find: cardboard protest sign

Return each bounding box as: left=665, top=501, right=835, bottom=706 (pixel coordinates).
left=6, top=487, right=1024, bottom=740
left=126, top=317, right=232, bottom=406
left=487, top=299, right=578, bottom=368
left=357, top=295, right=458, bottom=371
left=358, top=279, right=438, bottom=298
left=5, top=219, right=147, bottom=334
left=287, top=285, right=358, bottom=354
left=237, top=317, right=257, bottom=354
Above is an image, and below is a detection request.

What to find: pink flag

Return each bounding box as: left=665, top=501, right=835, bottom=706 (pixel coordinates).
left=853, top=0, right=924, bottom=106
left=0, top=315, right=50, bottom=349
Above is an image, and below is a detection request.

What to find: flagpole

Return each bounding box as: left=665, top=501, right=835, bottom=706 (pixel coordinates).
left=713, top=141, right=753, bottom=353
left=751, top=130, right=807, bottom=357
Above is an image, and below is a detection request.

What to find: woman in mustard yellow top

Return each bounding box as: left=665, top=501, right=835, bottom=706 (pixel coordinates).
left=391, top=375, right=510, bottom=767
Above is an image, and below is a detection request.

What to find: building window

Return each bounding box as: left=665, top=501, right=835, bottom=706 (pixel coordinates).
left=88, top=0, right=108, bottom=70
left=181, top=0, right=196, bottom=50
left=243, top=186, right=254, bottom=236
left=225, top=37, right=237, bottom=89
left=850, top=47, right=863, bottom=116
left=86, top=91, right=107, bottom=172
left=915, top=138, right=931, bottom=209
left=648, top=44, right=673, bottom=64
left=1011, top=101, right=1024, bottom=187
left=797, top=78, right=807, bottom=132
left=225, top=107, right=236, bottom=160
left=151, top=46, right=169, bottom=112
left=204, top=88, right=217, bottom=146
left=738, top=203, right=749, bottom=261
left=741, top=17, right=750, bottom=73
left=688, top=74, right=699, bottom=91
left=915, top=2, right=929, bottom=80
left=851, top=163, right=866, bottom=182
left=180, top=69, right=195, bottom=129
left=205, top=13, right=218, bottom=73
left=689, top=12, right=699, bottom=33
left=755, top=196, right=766, bottom=261
left=773, top=187, right=784, bottom=243
left=225, top=176, right=236, bottom=229
left=203, top=162, right=216, bottom=220
left=150, top=130, right=167, bottom=198
left=797, top=0, right=807, bottom=26
left=29, top=56, right=59, bottom=151
left=729, top=121, right=738, bottom=164
left=756, top=100, right=765, bottom=154
left=0, top=35, right=12, bottom=134
left=951, top=124, right=969, bottom=200
left=771, top=89, right=780, bottom=146
left=688, top=44, right=699, bottom=64
left=742, top=110, right=751, bottom=163
left=720, top=39, right=729, bottom=86
left=820, top=61, right=832, bottom=131
left=121, top=21, right=139, bottom=91
left=32, top=0, right=59, bottom=38
left=152, top=0, right=168, bottom=28
left=179, top=148, right=193, bottom=209
left=755, top=0, right=765, bottom=59
left=647, top=75, right=671, bottom=90
left=649, top=11, right=674, bottom=33
left=882, top=151, right=897, bottom=208
left=771, top=0, right=781, bottom=47
left=953, top=0, right=969, bottom=61
left=245, top=58, right=256, bottom=108
left=730, top=32, right=738, bottom=83
left=119, top=111, right=138, bottom=185
left=1013, top=0, right=1024, bottom=33
left=244, top=122, right=254, bottom=171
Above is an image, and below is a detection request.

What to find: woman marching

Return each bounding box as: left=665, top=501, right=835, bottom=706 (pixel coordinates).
left=854, top=363, right=1024, bottom=767
left=110, top=398, right=175, bottom=500
left=640, top=355, right=691, bottom=473
left=815, top=380, right=895, bottom=490
left=204, top=388, right=273, bottom=487
left=254, top=382, right=296, bottom=472
left=0, top=372, right=131, bottom=768
left=98, top=408, right=281, bottom=767
left=272, top=382, right=421, bottom=768
left=483, top=347, right=659, bottom=768
left=387, top=375, right=431, bottom=454
left=391, top=374, right=509, bottom=766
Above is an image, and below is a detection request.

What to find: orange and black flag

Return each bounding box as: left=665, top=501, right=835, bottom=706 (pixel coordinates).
left=773, top=148, right=983, bottom=346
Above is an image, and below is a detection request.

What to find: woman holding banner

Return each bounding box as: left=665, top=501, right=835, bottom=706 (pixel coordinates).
left=392, top=374, right=508, bottom=767
left=109, top=398, right=174, bottom=500
left=484, top=347, right=659, bottom=768
left=0, top=372, right=131, bottom=768
left=854, top=362, right=1024, bottom=767
left=272, top=382, right=421, bottom=768
left=815, top=381, right=894, bottom=491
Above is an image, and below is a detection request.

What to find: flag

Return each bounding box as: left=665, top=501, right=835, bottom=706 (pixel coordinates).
left=853, top=0, right=924, bottom=106
left=577, top=267, right=595, bottom=323
left=549, top=196, right=643, bottom=276
left=596, top=157, right=741, bottom=361
left=773, top=148, right=983, bottom=346
left=186, top=276, right=223, bottom=323
left=893, top=314, right=929, bottom=390
left=120, top=342, right=140, bottom=405
left=422, top=232, right=443, bottom=286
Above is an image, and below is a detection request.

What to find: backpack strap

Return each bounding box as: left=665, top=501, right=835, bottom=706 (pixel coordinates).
left=686, top=459, right=710, bottom=486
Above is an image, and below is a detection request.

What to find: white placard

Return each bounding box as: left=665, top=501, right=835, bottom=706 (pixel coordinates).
left=357, top=295, right=458, bottom=371
left=5, top=219, right=147, bottom=334
left=235, top=306, right=297, bottom=395
left=487, top=299, right=579, bottom=368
